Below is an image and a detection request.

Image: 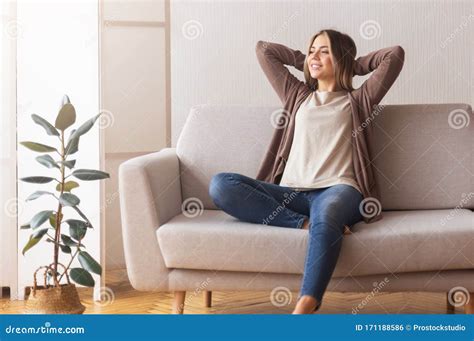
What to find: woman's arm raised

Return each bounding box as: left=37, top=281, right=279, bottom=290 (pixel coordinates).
left=353, top=45, right=405, bottom=105
left=255, top=40, right=307, bottom=104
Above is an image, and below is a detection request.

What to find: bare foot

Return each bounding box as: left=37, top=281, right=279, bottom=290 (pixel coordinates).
left=292, top=295, right=318, bottom=314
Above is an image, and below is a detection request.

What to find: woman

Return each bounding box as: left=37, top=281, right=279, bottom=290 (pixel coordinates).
left=208, top=29, right=404, bottom=314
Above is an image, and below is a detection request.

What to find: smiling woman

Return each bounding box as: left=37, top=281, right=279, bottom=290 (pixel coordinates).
left=212, top=30, right=405, bottom=314
left=303, top=29, right=357, bottom=92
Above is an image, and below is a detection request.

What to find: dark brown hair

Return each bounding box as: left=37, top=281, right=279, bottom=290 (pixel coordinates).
left=303, top=29, right=357, bottom=91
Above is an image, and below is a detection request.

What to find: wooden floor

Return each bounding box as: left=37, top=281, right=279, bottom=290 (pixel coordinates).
left=0, top=269, right=465, bottom=314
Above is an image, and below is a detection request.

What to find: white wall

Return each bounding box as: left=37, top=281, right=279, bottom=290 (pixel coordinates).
left=100, top=0, right=169, bottom=270
left=170, top=0, right=473, bottom=145
left=0, top=0, right=18, bottom=299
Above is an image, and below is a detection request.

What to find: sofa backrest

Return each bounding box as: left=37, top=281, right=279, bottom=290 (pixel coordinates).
left=176, top=103, right=473, bottom=211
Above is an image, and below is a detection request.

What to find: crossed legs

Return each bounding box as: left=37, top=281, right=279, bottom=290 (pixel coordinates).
left=209, top=172, right=363, bottom=313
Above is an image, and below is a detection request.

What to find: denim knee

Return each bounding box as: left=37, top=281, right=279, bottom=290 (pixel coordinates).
left=310, top=214, right=343, bottom=235
left=209, top=172, right=233, bottom=208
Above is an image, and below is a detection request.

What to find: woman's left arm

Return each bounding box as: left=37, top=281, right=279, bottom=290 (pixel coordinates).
left=353, top=46, right=405, bottom=105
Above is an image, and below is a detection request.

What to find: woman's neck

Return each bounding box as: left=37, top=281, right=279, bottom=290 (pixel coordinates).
left=316, top=79, right=342, bottom=92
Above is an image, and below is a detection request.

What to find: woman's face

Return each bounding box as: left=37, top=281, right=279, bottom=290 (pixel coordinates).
left=307, top=33, right=335, bottom=81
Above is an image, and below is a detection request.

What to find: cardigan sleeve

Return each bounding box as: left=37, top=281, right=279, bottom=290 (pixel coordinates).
left=255, top=40, right=307, bottom=104
left=353, top=46, right=405, bottom=105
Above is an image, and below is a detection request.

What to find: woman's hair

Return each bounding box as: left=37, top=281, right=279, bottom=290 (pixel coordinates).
left=303, top=29, right=357, bottom=91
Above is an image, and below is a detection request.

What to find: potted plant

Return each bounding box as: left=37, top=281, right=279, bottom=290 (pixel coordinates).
left=19, top=95, right=109, bottom=314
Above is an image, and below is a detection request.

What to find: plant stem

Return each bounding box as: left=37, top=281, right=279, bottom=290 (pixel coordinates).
left=53, top=130, right=66, bottom=286
left=58, top=247, right=80, bottom=283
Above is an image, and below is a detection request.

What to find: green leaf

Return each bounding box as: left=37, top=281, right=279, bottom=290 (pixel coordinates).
left=26, top=190, right=54, bottom=201
left=31, top=228, right=49, bottom=239
left=31, top=114, right=59, bottom=136
left=73, top=206, right=93, bottom=228
left=22, top=235, right=41, bottom=255
left=35, top=154, right=59, bottom=169
left=58, top=160, right=76, bottom=169
left=47, top=238, right=78, bottom=248
left=65, top=136, right=79, bottom=156
left=20, top=223, right=31, bottom=229
left=55, top=103, right=76, bottom=131
left=56, top=181, right=79, bottom=192
left=70, top=268, right=95, bottom=287
left=61, top=234, right=79, bottom=247
left=30, top=210, right=55, bottom=229
left=20, top=176, right=55, bottom=184
left=49, top=214, right=56, bottom=228
left=62, top=95, right=71, bottom=105
left=59, top=192, right=80, bottom=206
left=19, top=141, right=58, bottom=153
left=22, top=228, right=48, bottom=255
left=72, top=169, right=110, bottom=181
left=70, top=113, right=101, bottom=140
left=60, top=244, right=72, bottom=254
left=68, top=129, right=76, bottom=141
left=65, top=219, right=87, bottom=241
left=78, top=251, right=102, bottom=275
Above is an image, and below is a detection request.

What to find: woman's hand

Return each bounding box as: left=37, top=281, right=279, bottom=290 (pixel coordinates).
left=352, top=59, right=363, bottom=76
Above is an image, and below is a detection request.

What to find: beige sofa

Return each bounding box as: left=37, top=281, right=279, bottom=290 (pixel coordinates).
left=119, top=103, right=474, bottom=314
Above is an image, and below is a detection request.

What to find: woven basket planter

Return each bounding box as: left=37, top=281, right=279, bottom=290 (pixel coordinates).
left=25, top=263, right=86, bottom=314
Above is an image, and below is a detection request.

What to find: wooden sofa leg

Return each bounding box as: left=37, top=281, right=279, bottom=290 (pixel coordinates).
left=172, top=291, right=186, bottom=314
left=465, top=292, right=474, bottom=314
left=447, top=292, right=455, bottom=314
left=204, top=291, right=212, bottom=308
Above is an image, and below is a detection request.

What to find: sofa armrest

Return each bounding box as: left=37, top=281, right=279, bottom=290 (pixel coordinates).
left=118, top=148, right=182, bottom=291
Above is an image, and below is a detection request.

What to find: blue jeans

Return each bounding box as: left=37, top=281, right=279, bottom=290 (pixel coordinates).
left=208, top=172, right=364, bottom=311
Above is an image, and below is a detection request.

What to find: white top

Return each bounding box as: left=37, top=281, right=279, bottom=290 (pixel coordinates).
left=279, top=89, right=361, bottom=193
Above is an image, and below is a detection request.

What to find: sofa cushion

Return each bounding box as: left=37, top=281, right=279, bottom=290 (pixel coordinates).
left=157, top=209, right=474, bottom=277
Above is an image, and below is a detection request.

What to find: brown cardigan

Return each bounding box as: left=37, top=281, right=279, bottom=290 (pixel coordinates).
left=254, top=40, right=405, bottom=224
